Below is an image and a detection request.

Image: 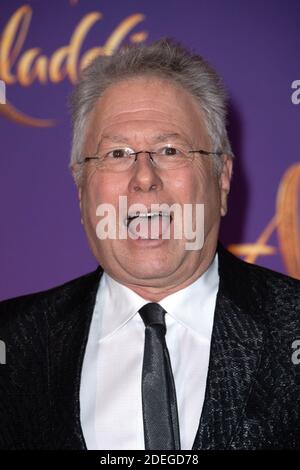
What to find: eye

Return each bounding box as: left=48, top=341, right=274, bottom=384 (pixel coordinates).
left=160, top=146, right=180, bottom=156
left=106, top=148, right=132, bottom=159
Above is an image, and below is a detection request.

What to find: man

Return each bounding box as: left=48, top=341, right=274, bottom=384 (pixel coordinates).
left=0, top=38, right=299, bottom=450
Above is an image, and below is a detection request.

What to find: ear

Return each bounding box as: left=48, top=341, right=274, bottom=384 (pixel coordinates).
left=77, top=186, right=84, bottom=224
left=70, top=164, right=84, bottom=224
left=70, top=163, right=81, bottom=186
left=219, top=155, right=233, bottom=217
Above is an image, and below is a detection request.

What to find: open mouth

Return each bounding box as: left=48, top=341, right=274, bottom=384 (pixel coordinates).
left=126, top=211, right=173, bottom=226
left=125, top=211, right=173, bottom=239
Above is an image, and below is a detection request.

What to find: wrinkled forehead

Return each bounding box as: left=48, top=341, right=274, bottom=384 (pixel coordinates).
left=84, top=77, right=211, bottom=150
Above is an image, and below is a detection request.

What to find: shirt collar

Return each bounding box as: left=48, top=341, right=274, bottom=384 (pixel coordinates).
left=95, top=272, right=147, bottom=341
left=160, top=254, right=219, bottom=337
left=95, top=253, right=219, bottom=341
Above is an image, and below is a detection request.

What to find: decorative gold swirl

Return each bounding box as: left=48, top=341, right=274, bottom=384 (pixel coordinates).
left=0, top=100, right=55, bottom=127
left=228, top=163, right=300, bottom=280
left=228, top=216, right=277, bottom=263
left=276, top=163, right=300, bottom=279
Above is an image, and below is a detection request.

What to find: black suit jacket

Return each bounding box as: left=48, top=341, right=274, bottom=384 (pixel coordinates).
left=0, top=243, right=300, bottom=450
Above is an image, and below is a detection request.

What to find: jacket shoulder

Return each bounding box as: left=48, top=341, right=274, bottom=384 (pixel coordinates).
left=218, top=243, right=300, bottom=325
left=0, top=268, right=102, bottom=325
left=219, top=243, right=300, bottom=290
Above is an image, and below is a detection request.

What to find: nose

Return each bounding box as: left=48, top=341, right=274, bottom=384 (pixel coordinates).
left=128, top=151, right=163, bottom=193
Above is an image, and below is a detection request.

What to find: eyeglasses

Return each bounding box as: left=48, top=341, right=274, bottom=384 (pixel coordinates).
left=78, top=145, right=224, bottom=172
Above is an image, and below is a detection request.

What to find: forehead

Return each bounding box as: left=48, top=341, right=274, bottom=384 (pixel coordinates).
left=85, top=77, right=210, bottom=148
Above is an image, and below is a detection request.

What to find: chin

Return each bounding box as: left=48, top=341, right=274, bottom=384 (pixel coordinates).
left=125, top=257, right=178, bottom=281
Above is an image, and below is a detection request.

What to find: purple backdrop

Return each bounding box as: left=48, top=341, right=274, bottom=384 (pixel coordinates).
left=0, top=0, right=299, bottom=300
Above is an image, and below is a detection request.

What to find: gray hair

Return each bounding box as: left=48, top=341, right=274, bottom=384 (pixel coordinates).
left=69, top=38, right=233, bottom=185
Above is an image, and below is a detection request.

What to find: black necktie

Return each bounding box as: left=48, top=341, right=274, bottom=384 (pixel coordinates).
left=139, top=302, right=181, bottom=450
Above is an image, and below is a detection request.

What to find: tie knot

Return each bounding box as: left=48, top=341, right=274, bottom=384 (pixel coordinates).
left=139, top=302, right=167, bottom=333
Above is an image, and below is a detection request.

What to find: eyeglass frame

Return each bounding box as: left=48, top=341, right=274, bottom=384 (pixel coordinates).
left=77, top=149, right=225, bottom=169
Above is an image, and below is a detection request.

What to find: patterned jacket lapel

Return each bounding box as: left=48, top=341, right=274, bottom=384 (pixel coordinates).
left=193, top=243, right=264, bottom=449
left=48, top=266, right=103, bottom=449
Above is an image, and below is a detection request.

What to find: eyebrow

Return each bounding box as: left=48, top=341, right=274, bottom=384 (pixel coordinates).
left=99, top=133, right=185, bottom=145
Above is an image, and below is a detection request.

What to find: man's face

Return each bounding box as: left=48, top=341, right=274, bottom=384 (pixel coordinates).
left=76, top=77, right=232, bottom=296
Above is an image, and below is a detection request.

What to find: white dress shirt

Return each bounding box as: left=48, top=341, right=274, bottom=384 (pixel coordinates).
left=80, top=254, right=219, bottom=450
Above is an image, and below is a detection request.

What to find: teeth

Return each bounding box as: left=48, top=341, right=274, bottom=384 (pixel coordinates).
left=128, top=211, right=170, bottom=218
left=126, top=211, right=171, bottom=225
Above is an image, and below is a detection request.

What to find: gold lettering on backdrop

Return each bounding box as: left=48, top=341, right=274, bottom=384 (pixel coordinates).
left=18, top=49, right=48, bottom=85
left=0, top=5, right=31, bottom=84
left=49, top=12, right=103, bottom=84
left=229, top=163, right=300, bottom=279
left=0, top=5, right=147, bottom=125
